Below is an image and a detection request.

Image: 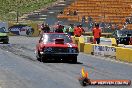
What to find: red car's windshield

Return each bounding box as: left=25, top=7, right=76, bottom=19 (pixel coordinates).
left=42, top=34, right=72, bottom=43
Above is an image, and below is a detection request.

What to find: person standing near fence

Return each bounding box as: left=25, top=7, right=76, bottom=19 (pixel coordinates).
left=92, top=23, right=101, bottom=44
left=74, top=24, right=84, bottom=37
left=68, top=24, right=74, bottom=36
left=55, top=24, right=63, bottom=33
left=41, top=23, right=50, bottom=33
left=39, top=23, right=45, bottom=35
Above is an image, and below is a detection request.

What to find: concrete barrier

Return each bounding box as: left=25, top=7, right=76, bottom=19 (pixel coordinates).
left=83, top=36, right=116, bottom=46
left=130, top=50, right=132, bottom=63
left=116, top=47, right=132, bottom=63
left=123, top=45, right=132, bottom=49
left=78, top=37, right=85, bottom=52
left=84, top=36, right=93, bottom=43
left=84, top=43, right=94, bottom=54
left=74, top=36, right=132, bottom=63
left=93, top=45, right=116, bottom=58
left=100, top=38, right=117, bottom=46
left=77, top=36, right=117, bottom=54
left=78, top=36, right=94, bottom=52
left=110, top=38, right=117, bottom=46
left=75, top=37, right=79, bottom=45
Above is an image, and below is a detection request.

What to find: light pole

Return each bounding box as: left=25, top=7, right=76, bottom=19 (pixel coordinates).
left=16, top=10, right=19, bottom=23
left=16, top=0, right=22, bottom=23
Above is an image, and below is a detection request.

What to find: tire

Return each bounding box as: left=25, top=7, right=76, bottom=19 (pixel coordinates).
left=37, top=58, right=41, bottom=62
left=36, top=51, right=47, bottom=62
left=36, top=51, right=41, bottom=62
left=71, top=56, right=77, bottom=63
left=41, top=56, right=48, bottom=63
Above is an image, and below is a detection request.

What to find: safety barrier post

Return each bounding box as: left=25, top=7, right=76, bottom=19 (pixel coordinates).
left=84, top=43, right=94, bottom=54
left=116, top=47, right=132, bottom=62
left=75, top=37, right=79, bottom=45
left=78, top=37, right=85, bottom=52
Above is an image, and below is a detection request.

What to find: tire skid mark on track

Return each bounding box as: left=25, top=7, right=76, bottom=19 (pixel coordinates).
left=9, top=44, right=35, bottom=52
left=20, top=46, right=34, bottom=52
left=1, top=44, right=119, bottom=77
left=0, top=44, right=103, bottom=79
left=12, top=44, right=35, bottom=52
left=0, top=44, right=124, bottom=80
left=0, top=44, right=36, bottom=61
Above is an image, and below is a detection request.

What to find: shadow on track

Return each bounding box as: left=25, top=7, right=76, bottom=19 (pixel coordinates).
left=38, top=59, right=83, bottom=64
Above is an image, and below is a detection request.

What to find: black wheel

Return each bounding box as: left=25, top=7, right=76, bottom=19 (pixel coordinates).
left=41, top=56, right=48, bottom=63
left=71, top=56, right=77, bottom=63
left=36, top=51, right=41, bottom=62
left=36, top=52, right=48, bottom=62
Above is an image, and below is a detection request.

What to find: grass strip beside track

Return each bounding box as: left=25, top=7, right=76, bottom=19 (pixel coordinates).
left=0, top=0, right=56, bottom=21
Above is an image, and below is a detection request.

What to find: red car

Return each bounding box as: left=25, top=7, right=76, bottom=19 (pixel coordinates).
left=35, top=33, right=79, bottom=63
